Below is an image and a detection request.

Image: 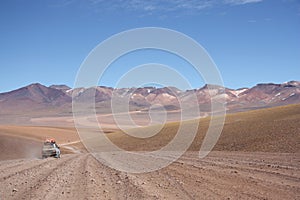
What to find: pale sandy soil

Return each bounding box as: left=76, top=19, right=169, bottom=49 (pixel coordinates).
left=0, top=126, right=86, bottom=160
left=29, top=110, right=183, bottom=128
left=0, top=126, right=299, bottom=199
left=0, top=105, right=300, bottom=199
left=0, top=151, right=299, bottom=200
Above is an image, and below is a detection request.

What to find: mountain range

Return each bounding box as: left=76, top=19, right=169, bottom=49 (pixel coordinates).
left=0, top=81, right=299, bottom=120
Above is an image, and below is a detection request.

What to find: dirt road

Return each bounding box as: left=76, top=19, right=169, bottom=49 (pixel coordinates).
left=0, top=151, right=299, bottom=200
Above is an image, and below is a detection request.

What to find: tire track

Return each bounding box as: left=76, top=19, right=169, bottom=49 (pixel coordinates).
left=0, top=151, right=299, bottom=199
left=168, top=157, right=299, bottom=200
left=175, top=155, right=300, bottom=188
left=0, top=158, right=56, bottom=180
left=88, top=155, right=151, bottom=200
left=23, top=154, right=90, bottom=200
left=160, top=169, right=195, bottom=200
left=0, top=158, right=39, bottom=174
left=166, top=162, right=264, bottom=199
left=0, top=154, right=78, bottom=200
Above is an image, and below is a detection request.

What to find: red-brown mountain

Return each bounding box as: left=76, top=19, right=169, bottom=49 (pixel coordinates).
left=0, top=81, right=299, bottom=116
left=0, top=83, right=71, bottom=113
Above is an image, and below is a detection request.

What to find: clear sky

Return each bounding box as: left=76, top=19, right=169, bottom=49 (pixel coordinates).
left=0, top=0, right=299, bottom=92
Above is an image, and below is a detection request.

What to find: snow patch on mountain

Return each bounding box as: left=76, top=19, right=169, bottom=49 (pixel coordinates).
left=275, top=93, right=281, bottom=97
left=230, top=88, right=248, bottom=97
left=290, top=93, right=295, bottom=97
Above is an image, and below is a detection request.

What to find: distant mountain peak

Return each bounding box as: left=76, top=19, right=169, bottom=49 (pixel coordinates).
left=200, top=84, right=225, bottom=90
left=50, top=84, right=71, bottom=91
left=0, top=81, right=299, bottom=116
left=26, top=82, right=45, bottom=88
left=282, top=81, right=300, bottom=87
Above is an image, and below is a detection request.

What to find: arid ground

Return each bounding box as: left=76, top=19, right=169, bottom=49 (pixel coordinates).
left=0, top=104, right=299, bottom=199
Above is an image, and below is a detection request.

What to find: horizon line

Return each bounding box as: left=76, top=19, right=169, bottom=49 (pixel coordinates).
left=1, top=80, right=299, bottom=94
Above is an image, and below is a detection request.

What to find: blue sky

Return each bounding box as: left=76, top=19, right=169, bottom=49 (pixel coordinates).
left=0, top=0, right=299, bottom=92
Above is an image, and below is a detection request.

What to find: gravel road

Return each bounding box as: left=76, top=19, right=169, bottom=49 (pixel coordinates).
left=0, top=151, right=299, bottom=200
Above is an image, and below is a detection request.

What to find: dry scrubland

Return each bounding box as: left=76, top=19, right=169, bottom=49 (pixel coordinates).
left=0, top=104, right=299, bottom=199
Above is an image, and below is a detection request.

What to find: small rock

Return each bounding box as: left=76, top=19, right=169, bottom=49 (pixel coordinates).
left=116, top=180, right=121, bottom=184
left=12, top=188, right=18, bottom=192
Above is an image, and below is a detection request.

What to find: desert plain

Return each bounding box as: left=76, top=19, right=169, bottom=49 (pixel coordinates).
left=0, top=104, right=299, bottom=199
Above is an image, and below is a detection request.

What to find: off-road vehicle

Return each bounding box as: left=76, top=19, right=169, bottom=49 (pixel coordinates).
left=42, top=139, right=60, bottom=158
